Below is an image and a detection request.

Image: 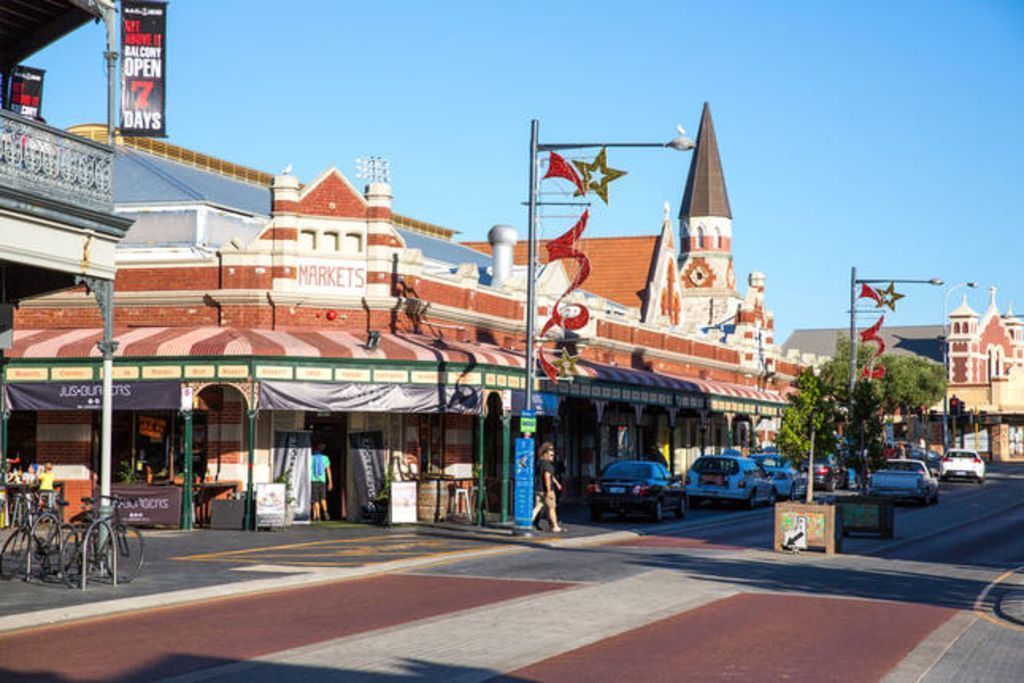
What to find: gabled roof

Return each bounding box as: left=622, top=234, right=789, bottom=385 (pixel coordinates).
left=679, top=102, right=732, bottom=220
left=400, top=229, right=491, bottom=269
left=114, top=147, right=271, bottom=216
left=782, top=325, right=944, bottom=363
left=462, top=235, right=658, bottom=308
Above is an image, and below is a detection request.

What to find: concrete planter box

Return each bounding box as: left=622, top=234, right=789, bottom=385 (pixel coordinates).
left=836, top=497, right=895, bottom=538
left=774, top=502, right=842, bottom=554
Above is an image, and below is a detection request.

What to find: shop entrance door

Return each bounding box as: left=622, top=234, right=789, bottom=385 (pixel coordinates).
left=304, top=412, right=348, bottom=521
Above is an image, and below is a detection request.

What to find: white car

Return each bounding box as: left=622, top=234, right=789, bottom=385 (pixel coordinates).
left=868, top=459, right=939, bottom=505
left=751, top=454, right=808, bottom=500
left=940, top=449, right=986, bottom=483
left=686, top=454, right=776, bottom=509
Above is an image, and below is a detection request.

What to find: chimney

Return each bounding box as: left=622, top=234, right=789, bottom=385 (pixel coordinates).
left=488, top=224, right=518, bottom=289
left=270, top=173, right=300, bottom=215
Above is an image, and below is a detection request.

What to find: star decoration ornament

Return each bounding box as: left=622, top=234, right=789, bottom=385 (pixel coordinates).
left=552, top=348, right=579, bottom=379
left=878, top=282, right=905, bottom=311
left=572, top=147, right=627, bottom=204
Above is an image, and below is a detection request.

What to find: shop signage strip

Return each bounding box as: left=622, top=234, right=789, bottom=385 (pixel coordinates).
left=259, top=380, right=482, bottom=415
left=5, top=381, right=181, bottom=411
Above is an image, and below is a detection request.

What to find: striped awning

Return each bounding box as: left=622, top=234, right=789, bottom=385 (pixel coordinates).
left=7, top=327, right=788, bottom=405
left=7, top=327, right=524, bottom=367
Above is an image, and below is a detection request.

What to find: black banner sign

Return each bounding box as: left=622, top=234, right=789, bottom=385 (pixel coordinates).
left=6, top=66, right=45, bottom=119
left=4, top=381, right=180, bottom=411
left=120, top=1, right=167, bottom=137
left=349, top=431, right=385, bottom=512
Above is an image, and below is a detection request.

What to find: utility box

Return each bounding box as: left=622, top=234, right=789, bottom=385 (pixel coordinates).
left=774, top=502, right=842, bottom=554
left=836, top=497, right=895, bottom=538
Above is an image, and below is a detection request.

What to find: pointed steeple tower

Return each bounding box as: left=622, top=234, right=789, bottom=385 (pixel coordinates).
left=677, top=103, right=738, bottom=333
left=679, top=102, right=731, bottom=220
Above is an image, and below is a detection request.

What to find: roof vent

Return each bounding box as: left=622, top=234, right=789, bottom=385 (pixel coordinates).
left=488, top=224, right=518, bottom=288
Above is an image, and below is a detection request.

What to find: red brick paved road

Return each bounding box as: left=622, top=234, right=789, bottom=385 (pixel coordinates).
left=504, top=593, right=955, bottom=682
left=0, top=574, right=568, bottom=681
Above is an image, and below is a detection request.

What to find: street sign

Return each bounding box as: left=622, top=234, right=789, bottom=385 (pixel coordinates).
left=520, top=409, right=536, bottom=434
left=514, top=437, right=535, bottom=529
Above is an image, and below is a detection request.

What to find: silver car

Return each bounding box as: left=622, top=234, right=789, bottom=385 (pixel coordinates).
left=751, top=454, right=807, bottom=500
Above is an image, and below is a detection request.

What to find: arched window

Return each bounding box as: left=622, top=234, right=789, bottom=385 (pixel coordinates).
left=711, top=226, right=721, bottom=249
left=953, top=322, right=960, bottom=335
left=343, top=233, right=363, bottom=252
left=695, top=226, right=704, bottom=249
left=323, top=231, right=340, bottom=251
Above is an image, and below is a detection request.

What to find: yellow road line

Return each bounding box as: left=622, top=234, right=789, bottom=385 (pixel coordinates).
left=170, top=534, right=418, bottom=560
left=973, top=563, right=1024, bottom=632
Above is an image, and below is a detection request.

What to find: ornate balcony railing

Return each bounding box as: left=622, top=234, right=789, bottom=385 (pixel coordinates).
left=0, top=109, right=114, bottom=213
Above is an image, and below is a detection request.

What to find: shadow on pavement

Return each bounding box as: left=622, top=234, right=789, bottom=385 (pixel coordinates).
left=0, top=654, right=532, bottom=682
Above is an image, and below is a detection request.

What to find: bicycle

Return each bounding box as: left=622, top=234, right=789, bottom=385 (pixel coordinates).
left=62, top=494, right=144, bottom=589
left=1, top=490, right=69, bottom=581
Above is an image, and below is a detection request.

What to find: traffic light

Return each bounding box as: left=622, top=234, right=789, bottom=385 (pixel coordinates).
left=949, top=395, right=964, bottom=416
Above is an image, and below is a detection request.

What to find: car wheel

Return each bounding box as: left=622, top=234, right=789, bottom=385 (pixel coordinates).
left=767, top=488, right=777, bottom=506
left=651, top=499, right=664, bottom=523
left=977, top=476, right=985, bottom=485
left=675, top=498, right=685, bottom=519
left=746, top=491, right=757, bottom=510
left=589, top=506, right=603, bottom=522
left=828, top=479, right=836, bottom=492
left=932, top=490, right=939, bottom=504
left=687, top=495, right=700, bottom=509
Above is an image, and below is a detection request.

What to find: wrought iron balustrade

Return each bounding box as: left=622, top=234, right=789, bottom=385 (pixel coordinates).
left=0, top=110, right=114, bottom=213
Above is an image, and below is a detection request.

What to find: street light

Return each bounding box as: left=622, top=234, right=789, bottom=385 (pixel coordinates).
left=847, top=268, right=943, bottom=489
left=941, top=282, right=978, bottom=450
left=518, top=119, right=694, bottom=535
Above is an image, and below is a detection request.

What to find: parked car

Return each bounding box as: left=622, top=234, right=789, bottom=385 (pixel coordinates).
left=586, top=460, right=685, bottom=522
left=808, top=454, right=846, bottom=492
left=867, top=459, right=939, bottom=505
left=906, top=448, right=943, bottom=478
left=940, top=449, right=986, bottom=483
left=750, top=453, right=807, bottom=500
left=685, top=454, right=776, bottom=509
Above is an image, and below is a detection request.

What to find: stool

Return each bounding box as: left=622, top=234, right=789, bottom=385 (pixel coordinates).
left=451, top=487, right=472, bottom=520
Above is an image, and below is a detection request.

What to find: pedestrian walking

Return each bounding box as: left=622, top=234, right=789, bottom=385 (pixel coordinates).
left=310, top=442, right=333, bottom=521
left=37, top=462, right=57, bottom=508
left=532, top=442, right=564, bottom=533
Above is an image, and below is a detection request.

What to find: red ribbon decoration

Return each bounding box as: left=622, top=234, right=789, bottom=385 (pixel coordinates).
left=543, top=152, right=585, bottom=196
left=538, top=210, right=592, bottom=382
left=859, top=315, right=886, bottom=379
left=858, top=283, right=883, bottom=307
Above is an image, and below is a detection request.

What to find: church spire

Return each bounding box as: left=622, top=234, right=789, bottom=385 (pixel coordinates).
left=679, top=102, right=732, bottom=220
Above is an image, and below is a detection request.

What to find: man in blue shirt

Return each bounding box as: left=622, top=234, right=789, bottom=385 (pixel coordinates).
left=310, top=442, right=333, bottom=521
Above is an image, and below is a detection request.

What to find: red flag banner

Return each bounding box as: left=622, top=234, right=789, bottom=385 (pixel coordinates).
left=538, top=211, right=592, bottom=381
left=859, top=315, right=886, bottom=380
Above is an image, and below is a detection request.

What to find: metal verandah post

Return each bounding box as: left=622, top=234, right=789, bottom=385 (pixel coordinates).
left=501, top=413, right=510, bottom=524
left=476, top=413, right=485, bottom=526
left=244, top=408, right=257, bottom=530
left=182, top=410, right=193, bottom=530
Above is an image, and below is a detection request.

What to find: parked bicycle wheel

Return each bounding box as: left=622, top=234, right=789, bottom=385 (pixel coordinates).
left=61, top=527, right=82, bottom=588
left=114, top=525, right=145, bottom=583
left=1, top=528, right=30, bottom=580
left=82, top=522, right=116, bottom=586
left=30, top=515, right=65, bottom=580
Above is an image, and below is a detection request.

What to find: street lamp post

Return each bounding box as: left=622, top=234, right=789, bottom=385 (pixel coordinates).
left=517, top=120, right=693, bottom=535
left=941, top=282, right=978, bottom=451
left=848, top=269, right=942, bottom=489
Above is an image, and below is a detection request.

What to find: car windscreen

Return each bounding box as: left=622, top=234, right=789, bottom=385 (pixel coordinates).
left=754, top=456, right=784, bottom=468
left=693, top=458, right=740, bottom=476
left=602, top=463, right=653, bottom=480
left=884, top=461, right=924, bottom=472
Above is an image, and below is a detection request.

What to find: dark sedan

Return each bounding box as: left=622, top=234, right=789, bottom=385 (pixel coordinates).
left=585, top=460, right=685, bottom=522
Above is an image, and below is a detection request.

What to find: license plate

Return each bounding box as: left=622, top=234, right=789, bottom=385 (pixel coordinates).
left=608, top=486, right=625, bottom=494
left=954, top=471, right=967, bottom=476
left=700, top=475, right=725, bottom=486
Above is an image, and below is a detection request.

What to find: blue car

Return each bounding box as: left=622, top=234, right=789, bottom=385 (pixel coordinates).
left=751, top=454, right=807, bottom=500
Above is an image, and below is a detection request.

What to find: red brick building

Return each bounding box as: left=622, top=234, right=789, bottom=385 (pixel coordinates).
left=3, top=106, right=802, bottom=524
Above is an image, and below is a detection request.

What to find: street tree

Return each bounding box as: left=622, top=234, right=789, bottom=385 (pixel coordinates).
left=778, top=368, right=838, bottom=500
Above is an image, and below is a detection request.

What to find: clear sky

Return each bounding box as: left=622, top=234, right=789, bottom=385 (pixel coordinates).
left=28, top=0, right=1024, bottom=342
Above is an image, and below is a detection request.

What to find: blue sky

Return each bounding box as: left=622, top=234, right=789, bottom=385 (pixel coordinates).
left=28, top=1, right=1024, bottom=342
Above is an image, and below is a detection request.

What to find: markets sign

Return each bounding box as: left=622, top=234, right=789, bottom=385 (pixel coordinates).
left=121, top=1, right=167, bottom=136
left=296, top=258, right=367, bottom=296
left=5, top=66, right=45, bottom=119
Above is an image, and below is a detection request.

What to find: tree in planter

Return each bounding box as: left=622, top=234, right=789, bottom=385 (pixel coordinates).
left=778, top=368, right=838, bottom=502
left=849, top=378, right=887, bottom=476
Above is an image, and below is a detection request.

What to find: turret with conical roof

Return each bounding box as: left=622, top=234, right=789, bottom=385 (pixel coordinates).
left=677, top=103, right=739, bottom=334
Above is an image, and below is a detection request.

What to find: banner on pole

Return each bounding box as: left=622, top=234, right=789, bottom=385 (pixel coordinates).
left=513, top=437, right=535, bottom=528
left=121, top=1, right=167, bottom=137
left=6, top=66, right=45, bottom=119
